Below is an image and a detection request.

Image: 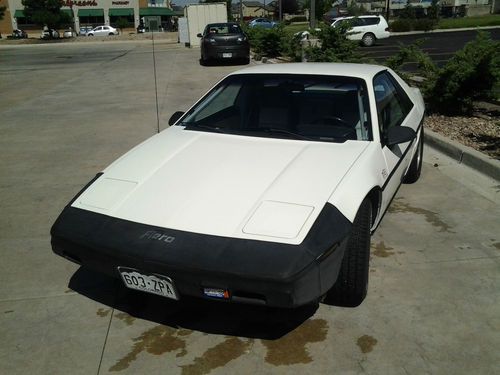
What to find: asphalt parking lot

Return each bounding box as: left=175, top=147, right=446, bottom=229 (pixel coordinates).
left=0, top=41, right=499, bottom=375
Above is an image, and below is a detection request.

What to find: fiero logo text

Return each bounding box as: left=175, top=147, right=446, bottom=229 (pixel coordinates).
left=140, top=230, right=175, bottom=243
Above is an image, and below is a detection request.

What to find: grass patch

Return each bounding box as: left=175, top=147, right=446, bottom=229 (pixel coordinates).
left=283, top=23, right=313, bottom=35
left=438, top=15, right=500, bottom=29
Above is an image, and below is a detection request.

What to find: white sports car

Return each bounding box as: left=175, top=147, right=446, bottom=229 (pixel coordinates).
left=51, top=63, right=424, bottom=308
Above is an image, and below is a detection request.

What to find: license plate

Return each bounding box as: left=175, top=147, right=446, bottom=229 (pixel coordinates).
left=118, top=267, right=179, bottom=300
left=222, top=53, right=232, bottom=58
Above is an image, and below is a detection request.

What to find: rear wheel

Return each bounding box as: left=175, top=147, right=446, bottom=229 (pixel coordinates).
left=403, top=128, right=424, bottom=183
left=324, top=198, right=372, bottom=307
left=361, top=33, right=376, bottom=47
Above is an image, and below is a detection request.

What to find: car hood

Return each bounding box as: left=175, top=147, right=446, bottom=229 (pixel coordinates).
left=72, top=126, right=369, bottom=244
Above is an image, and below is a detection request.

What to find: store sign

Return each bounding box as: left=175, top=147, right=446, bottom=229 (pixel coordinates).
left=112, top=1, right=130, bottom=4
left=63, top=0, right=98, bottom=6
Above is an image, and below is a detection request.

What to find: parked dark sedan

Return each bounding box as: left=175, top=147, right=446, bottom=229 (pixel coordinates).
left=197, top=23, right=250, bottom=65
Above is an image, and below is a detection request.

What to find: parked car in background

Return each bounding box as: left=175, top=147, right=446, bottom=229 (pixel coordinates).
left=197, top=22, right=250, bottom=65
left=248, top=18, right=277, bottom=29
left=40, top=29, right=60, bottom=39
left=11, top=29, right=28, bottom=39
left=63, top=28, right=76, bottom=38
left=51, top=63, right=425, bottom=309
left=86, top=25, right=118, bottom=37
left=331, top=15, right=390, bottom=46
left=137, top=24, right=146, bottom=33
left=79, top=25, right=93, bottom=36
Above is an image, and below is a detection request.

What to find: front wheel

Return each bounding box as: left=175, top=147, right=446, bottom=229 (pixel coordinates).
left=323, top=198, right=372, bottom=307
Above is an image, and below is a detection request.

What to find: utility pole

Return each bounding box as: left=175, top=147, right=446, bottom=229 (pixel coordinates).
left=240, top=0, right=243, bottom=23
left=385, top=0, right=390, bottom=22
left=310, top=0, right=316, bottom=29
left=279, top=0, right=282, bottom=21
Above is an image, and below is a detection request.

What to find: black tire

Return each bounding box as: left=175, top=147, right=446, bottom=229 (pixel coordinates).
left=323, top=198, right=372, bottom=307
left=361, top=33, right=376, bottom=47
left=403, top=128, right=424, bottom=184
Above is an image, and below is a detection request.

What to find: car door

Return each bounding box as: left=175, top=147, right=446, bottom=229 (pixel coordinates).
left=373, top=71, right=418, bottom=214
left=349, top=18, right=367, bottom=40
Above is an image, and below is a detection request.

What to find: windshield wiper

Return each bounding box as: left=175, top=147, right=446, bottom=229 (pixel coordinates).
left=182, top=123, right=223, bottom=133
left=245, top=127, right=313, bottom=141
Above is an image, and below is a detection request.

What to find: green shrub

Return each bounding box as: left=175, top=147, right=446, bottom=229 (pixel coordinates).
left=246, top=25, right=286, bottom=58
left=386, top=32, right=500, bottom=115
left=413, top=18, right=436, bottom=32
left=390, top=19, right=413, bottom=32
left=304, top=22, right=361, bottom=62
left=427, top=31, right=500, bottom=115
left=280, top=31, right=304, bottom=62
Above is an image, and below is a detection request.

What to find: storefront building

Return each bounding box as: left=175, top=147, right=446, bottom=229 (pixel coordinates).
left=1, top=0, right=176, bottom=35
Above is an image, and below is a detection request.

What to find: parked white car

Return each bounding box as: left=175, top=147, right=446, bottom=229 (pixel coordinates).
left=331, top=15, right=390, bottom=46
left=86, top=25, right=118, bottom=37
left=51, top=63, right=424, bottom=308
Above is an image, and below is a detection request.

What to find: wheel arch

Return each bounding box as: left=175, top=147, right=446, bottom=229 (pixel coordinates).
left=328, top=144, right=386, bottom=224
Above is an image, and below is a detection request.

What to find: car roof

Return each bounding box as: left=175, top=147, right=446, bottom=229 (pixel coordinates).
left=333, top=15, right=380, bottom=21
left=229, top=63, right=387, bottom=81
left=207, top=22, right=239, bottom=27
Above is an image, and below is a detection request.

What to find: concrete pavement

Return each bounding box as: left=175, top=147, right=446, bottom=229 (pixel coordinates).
left=0, top=42, right=499, bottom=374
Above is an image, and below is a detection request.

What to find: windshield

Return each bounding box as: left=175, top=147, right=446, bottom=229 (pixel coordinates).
left=205, top=24, right=243, bottom=35
left=179, top=74, right=372, bottom=143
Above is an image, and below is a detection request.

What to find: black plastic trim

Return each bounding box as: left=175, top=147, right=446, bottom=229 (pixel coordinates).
left=51, top=202, right=352, bottom=308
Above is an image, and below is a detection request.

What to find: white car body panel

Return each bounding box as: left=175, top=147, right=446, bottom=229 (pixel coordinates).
left=73, top=126, right=370, bottom=244
left=331, top=16, right=390, bottom=42
left=72, top=63, right=425, bottom=243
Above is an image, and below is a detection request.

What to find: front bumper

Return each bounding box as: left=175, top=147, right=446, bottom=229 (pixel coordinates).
left=202, top=44, right=250, bottom=60
left=51, top=203, right=351, bottom=308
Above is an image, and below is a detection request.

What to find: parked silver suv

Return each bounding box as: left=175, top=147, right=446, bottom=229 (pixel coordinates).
left=331, top=15, right=390, bottom=47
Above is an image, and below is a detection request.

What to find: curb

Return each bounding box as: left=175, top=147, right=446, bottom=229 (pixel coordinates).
left=390, top=25, right=500, bottom=36
left=424, top=128, right=500, bottom=181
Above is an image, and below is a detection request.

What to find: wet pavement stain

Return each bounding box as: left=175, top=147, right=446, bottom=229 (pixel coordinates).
left=115, top=312, right=135, bottom=326
left=96, top=308, right=111, bottom=318
left=3, top=310, right=14, bottom=314
left=357, top=335, right=378, bottom=353
left=180, top=337, right=253, bottom=375
left=109, top=325, right=192, bottom=372
left=262, top=319, right=328, bottom=366
left=372, top=241, right=395, bottom=258
left=388, top=199, right=454, bottom=233
left=492, top=242, right=500, bottom=250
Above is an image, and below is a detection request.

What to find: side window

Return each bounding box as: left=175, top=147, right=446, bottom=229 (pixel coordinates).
left=189, top=82, right=241, bottom=123
left=373, top=72, right=413, bottom=143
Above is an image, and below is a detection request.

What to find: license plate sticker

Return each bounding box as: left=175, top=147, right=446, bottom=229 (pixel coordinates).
left=222, top=52, right=232, bottom=58
left=118, top=267, right=179, bottom=300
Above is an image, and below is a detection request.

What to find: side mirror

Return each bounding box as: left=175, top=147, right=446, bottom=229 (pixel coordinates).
left=197, top=33, right=202, bottom=38
left=168, top=111, right=185, bottom=126
left=386, top=126, right=416, bottom=146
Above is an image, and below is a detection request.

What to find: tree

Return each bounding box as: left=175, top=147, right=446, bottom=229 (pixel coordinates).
left=304, top=0, right=330, bottom=21
left=272, top=0, right=299, bottom=15
left=21, top=0, right=70, bottom=38
left=427, top=0, right=440, bottom=21
left=0, top=6, right=6, bottom=38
